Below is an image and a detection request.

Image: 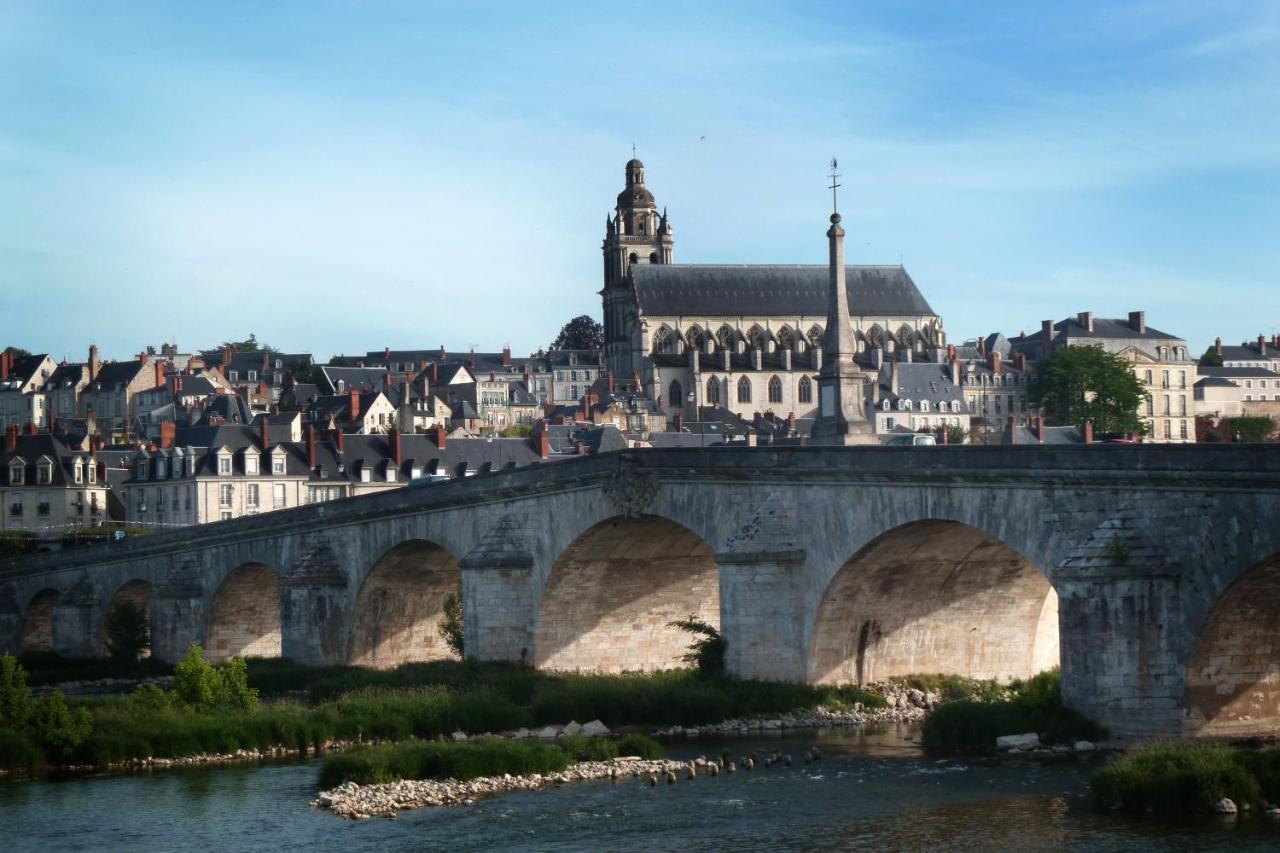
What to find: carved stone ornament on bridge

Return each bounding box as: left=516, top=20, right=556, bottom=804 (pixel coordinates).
left=602, top=459, right=659, bottom=519
left=283, top=539, right=348, bottom=587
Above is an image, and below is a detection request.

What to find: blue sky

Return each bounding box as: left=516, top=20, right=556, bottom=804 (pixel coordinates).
left=1, top=1, right=1276, bottom=361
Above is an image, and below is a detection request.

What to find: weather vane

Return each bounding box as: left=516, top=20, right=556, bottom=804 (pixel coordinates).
left=828, top=157, right=841, bottom=214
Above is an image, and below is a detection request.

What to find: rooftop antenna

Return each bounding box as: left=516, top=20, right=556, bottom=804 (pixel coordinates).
left=632, top=142, right=637, bottom=159
left=828, top=157, right=841, bottom=214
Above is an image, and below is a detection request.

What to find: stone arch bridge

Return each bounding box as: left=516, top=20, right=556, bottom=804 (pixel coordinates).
left=2, top=446, right=1278, bottom=740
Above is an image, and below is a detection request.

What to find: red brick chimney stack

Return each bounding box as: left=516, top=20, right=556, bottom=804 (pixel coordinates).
left=502, top=345, right=511, bottom=367
left=607, top=372, right=616, bottom=394
left=1258, top=335, right=1268, bottom=356
left=158, top=421, right=176, bottom=450
left=1035, top=415, right=1045, bottom=442
left=431, top=424, right=447, bottom=448
left=4, top=425, right=16, bottom=452
left=1083, top=421, right=1094, bottom=444
left=260, top=417, right=270, bottom=449
left=349, top=389, right=360, bottom=424
left=305, top=425, right=317, bottom=468
left=389, top=427, right=402, bottom=464
left=154, top=359, right=165, bottom=388
left=0, top=350, right=10, bottom=380
left=333, top=428, right=345, bottom=453
left=536, top=426, right=550, bottom=459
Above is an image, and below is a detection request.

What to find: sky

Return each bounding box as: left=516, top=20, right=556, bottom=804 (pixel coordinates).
left=1, top=1, right=1277, bottom=362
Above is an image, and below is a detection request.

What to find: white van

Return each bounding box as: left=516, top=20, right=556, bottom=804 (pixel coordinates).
left=882, top=434, right=937, bottom=447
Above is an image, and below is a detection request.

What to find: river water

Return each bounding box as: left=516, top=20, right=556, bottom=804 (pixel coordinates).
left=4, top=725, right=1279, bottom=851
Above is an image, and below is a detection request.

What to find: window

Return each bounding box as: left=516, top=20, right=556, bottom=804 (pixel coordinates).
left=37, top=493, right=49, bottom=516
left=220, top=484, right=234, bottom=507
left=360, top=465, right=371, bottom=483
left=1163, top=395, right=1170, bottom=416
left=9, top=462, right=26, bottom=487
left=273, top=483, right=286, bottom=507
left=247, top=484, right=259, bottom=506
left=1179, top=370, right=1186, bottom=389
left=1163, top=421, right=1172, bottom=439
left=1180, top=420, right=1189, bottom=440
left=184, top=487, right=192, bottom=511
left=228, top=371, right=238, bottom=382
left=885, top=416, right=896, bottom=430
left=37, top=461, right=51, bottom=485
left=87, top=463, right=96, bottom=484
left=768, top=376, right=783, bottom=404
left=798, top=375, right=812, bottom=404
left=245, top=455, right=258, bottom=475
left=218, top=455, right=232, bottom=475
left=737, top=376, right=751, bottom=404
left=705, top=377, right=720, bottom=405
left=1145, top=370, right=1153, bottom=385
left=9, top=494, right=21, bottom=516
left=73, top=460, right=83, bottom=484
left=668, top=380, right=683, bottom=408
left=1145, top=395, right=1153, bottom=416
left=920, top=400, right=930, bottom=412
left=272, top=454, right=285, bottom=475
left=247, top=370, right=257, bottom=381
left=1162, top=370, right=1170, bottom=389
left=1178, top=396, right=1186, bottom=416
left=221, top=511, right=232, bottom=522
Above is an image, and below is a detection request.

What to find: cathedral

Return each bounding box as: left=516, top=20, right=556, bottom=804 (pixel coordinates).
left=600, top=159, right=951, bottom=428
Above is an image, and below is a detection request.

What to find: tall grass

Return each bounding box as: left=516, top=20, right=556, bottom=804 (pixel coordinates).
left=1091, top=743, right=1263, bottom=813
left=317, top=740, right=574, bottom=789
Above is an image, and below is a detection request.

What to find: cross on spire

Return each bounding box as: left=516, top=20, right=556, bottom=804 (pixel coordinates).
left=828, top=157, right=841, bottom=214
left=632, top=142, right=637, bottom=158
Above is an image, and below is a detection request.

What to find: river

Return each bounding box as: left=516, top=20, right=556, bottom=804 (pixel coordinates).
left=4, top=725, right=1278, bottom=851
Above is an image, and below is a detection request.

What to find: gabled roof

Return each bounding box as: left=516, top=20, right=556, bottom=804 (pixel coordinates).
left=1198, top=367, right=1280, bottom=379
left=877, top=362, right=968, bottom=406
left=321, top=366, right=388, bottom=395
left=1020, top=317, right=1183, bottom=344
left=88, top=359, right=149, bottom=389
left=631, top=264, right=936, bottom=318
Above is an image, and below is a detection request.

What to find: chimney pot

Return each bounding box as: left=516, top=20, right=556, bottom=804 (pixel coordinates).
left=1083, top=420, right=1094, bottom=444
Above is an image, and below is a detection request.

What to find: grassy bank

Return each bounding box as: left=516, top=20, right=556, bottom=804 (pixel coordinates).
left=1091, top=743, right=1280, bottom=814
left=317, top=733, right=665, bottom=789
left=921, top=670, right=1106, bottom=755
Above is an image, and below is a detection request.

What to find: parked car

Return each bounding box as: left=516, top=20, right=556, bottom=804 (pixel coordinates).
left=883, top=434, right=937, bottom=447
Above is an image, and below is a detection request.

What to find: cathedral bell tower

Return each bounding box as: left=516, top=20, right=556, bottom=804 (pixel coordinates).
left=601, top=158, right=674, bottom=380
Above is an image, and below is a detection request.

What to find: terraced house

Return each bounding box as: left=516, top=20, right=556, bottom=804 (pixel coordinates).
left=0, top=425, right=108, bottom=541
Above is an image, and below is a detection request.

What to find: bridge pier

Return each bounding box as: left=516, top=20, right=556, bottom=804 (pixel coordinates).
left=0, top=584, right=20, bottom=655
left=461, top=561, right=537, bottom=665
left=151, top=568, right=207, bottom=663
left=279, top=542, right=350, bottom=666
left=52, top=577, right=102, bottom=659
left=717, top=550, right=808, bottom=681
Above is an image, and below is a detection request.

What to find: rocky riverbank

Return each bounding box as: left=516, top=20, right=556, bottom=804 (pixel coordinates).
left=316, top=756, right=750, bottom=820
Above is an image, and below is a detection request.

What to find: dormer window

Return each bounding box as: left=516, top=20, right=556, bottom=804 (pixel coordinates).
left=244, top=453, right=259, bottom=475
left=137, top=459, right=149, bottom=480
left=186, top=454, right=196, bottom=476
left=156, top=458, right=168, bottom=480
left=228, top=370, right=238, bottom=382
left=87, top=463, right=97, bottom=484
left=921, top=401, right=931, bottom=412
left=881, top=399, right=891, bottom=411
left=271, top=452, right=285, bottom=475
left=275, top=359, right=282, bottom=369
left=218, top=452, right=232, bottom=475
left=8, top=461, right=23, bottom=486
left=37, top=459, right=53, bottom=485
left=73, top=459, right=84, bottom=484
left=359, top=463, right=371, bottom=484
left=385, top=462, right=396, bottom=483
left=247, top=370, right=257, bottom=382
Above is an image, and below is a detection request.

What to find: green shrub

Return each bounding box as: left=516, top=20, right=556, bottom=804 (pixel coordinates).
left=104, top=600, right=150, bottom=662
left=30, top=690, right=93, bottom=756
left=894, top=673, right=1004, bottom=703
left=130, top=682, right=170, bottom=713
left=317, top=739, right=573, bottom=789
left=668, top=615, right=726, bottom=677
left=0, top=728, right=41, bottom=770
left=614, top=733, right=664, bottom=760
left=0, top=653, right=33, bottom=726
left=1092, top=743, right=1260, bottom=813
left=440, top=589, right=464, bottom=658
left=172, top=644, right=258, bottom=712
left=557, top=734, right=618, bottom=761
left=0, top=530, right=37, bottom=559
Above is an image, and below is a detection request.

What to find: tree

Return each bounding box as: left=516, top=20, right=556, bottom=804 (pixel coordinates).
left=550, top=315, right=604, bottom=352
left=945, top=424, right=969, bottom=445
left=172, top=643, right=258, bottom=712
left=104, top=600, right=150, bottom=662
left=2, top=346, right=31, bottom=358
left=1028, top=345, right=1148, bottom=436
left=0, top=653, right=33, bottom=726
left=221, top=334, right=275, bottom=354
left=1198, top=345, right=1224, bottom=367
left=1220, top=416, right=1276, bottom=443
left=667, top=615, right=726, bottom=677
left=440, top=588, right=464, bottom=658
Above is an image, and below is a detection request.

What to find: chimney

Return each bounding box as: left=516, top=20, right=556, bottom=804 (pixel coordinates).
left=1040, top=320, right=1054, bottom=359
left=1128, top=311, right=1146, bottom=334
left=158, top=420, right=175, bottom=450
left=1258, top=335, right=1268, bottom=356
left=467, top=347, right=475, bottom=367
left=1077, top=311, right=1094, bottom=333
left=431, top=424, right=447, bottom=449
left=787, top=411, right=797, bottom=433
left=977, top=336, right=986, bottom=357
left=632, top=370, right=642, bottom=394
left=4, top=425, right=16, bottom=452
left=88, top=344, right=100, bottom=382
left=1083, top=420, right=1094, bottom=444
left=349, top=389, right=360, bottom=423
left=154, top=359, right=165, bottom=388
left=262, top=350, right=270, bottom=372
left=389, top=427, right=402, bottom=465
left=222, top=345, right=232, bottom=368
left=536, top=427, right=550, bottom=459
left=260, top=416, right=270, bottom=449
left=304, top=425, right=318, bottom=468
left=383, top=346, right=391, bottom=360
left=607, top=372, right=615, bottom=394
left=890, top=357, right=900, bottom=395
left=24, top=422, right=36, bottom=436
left=87, top=408, right=97, bottom=438
left=1035, top=415, right=1045, bottom=442
left=502, top=345, right=511, bottom=367
left=1008, top=415, right=1017, bottom=444
left=1014, top=352, right=1028, bottom=373
left=950, top=359, right=960, bottom=386
left=1214, top=336, right=1222, bottom=356
left=0, top=350, right=9, bottom=380
left=990, top=350, right=1002, bottom=375
left=139, top=351, right=149, bottom=366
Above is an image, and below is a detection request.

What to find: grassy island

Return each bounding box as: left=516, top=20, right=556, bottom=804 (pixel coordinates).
left=1091, top=742, right=1280, bottom=814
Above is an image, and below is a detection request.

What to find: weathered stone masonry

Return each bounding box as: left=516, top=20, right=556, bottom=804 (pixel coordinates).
left=1, top=445, right=1278, bottom=739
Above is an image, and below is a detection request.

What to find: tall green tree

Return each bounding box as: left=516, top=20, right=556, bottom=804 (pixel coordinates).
left=1028, top=345, right=1147, bottom=436
left=550, top=315, right=604, bottom=351
left=1198, top=345, right=1224, bottom=367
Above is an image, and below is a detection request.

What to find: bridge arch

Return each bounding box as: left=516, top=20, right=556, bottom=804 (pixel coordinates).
left=1183, top=550, right=1280, bottom=736
left=101, top=579, right=152, bottom=657
left=22, top=588, right=59, bottom=653
left=348, top=539, right=461, bottom=668
left=207, top=563, right=281, bottom=662
left=535, top=514, right=720, bottom=673
left=809, top=520, right=1058, bottom=685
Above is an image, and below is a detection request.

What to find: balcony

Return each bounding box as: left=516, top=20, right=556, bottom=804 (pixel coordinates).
left=9, top=504, right=22, bottom=516
left=37, top=504, right=50, bottom=516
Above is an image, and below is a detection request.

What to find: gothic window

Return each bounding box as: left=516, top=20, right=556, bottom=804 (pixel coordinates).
left=716, top=325, right=736, bottom=349
left=686, top=326, right=705, bottom=349
left=807, top=325, right=824, bottom=348
left=776, top=326, right=794, bottom=350
left=652, top=326, right=676, bottom=354
left=737, top=376, right=752, bottom=404
left=896, top=325, right=913, bottom=348
left=668, top=380, right=683, bottom=408
left=768, top=376, right=783, bottom=403
left=706, top=376, right=720, bottom=405
left=747, top=325, right=766, bottom=350
left=865, top=324, right=884, bottom=348
left=798, top=375, right=812, bottom=404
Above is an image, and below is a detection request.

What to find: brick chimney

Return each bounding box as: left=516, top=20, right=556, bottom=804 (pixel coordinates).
left=536, top=427, right=550, bottom=459
left=384, top=346, right=391, bottom=360
left=1014, top=352, right=1028, bottom=373
left=502, top=345, right=511, bottom=367
left=4, top=424, right=16, bottom=452
left=158, top=420, right=176, bottom=450
left=1035, top=414, right=1045, bottom=442
left=1128, top=311, right=1146, bottom=334
left=0, top=350, right=10, bottom=380
left=607, top=372, right=615, bottom=394
left=950, top=359, right=960, bottom=386
left=260, top=416, right=270, bottom=449
left=1077, top=311, right=1094, bottom=333
left=1258, top=335, right=1268, bottom=356
left=389, top=427, right=402, bottom=464
left=431, top=424, right=447, bottom=449
left=349, top=389, right=360, bottom=423
left=1083, top=420, right=1094, bottom=444
left=88, top=344, right=100, bottom=382
left=1040, top=320, right=1055, bottom=358
left=222, top=345, right=233, bottom=368
left=305, top=425, right=317, bottom=468
left=990, top=350, right=1002, bottom=375
left=632, top=370, right=642, bottom=393
left=154, top=359, right=165, bottom=388
left=788, top=410, right=797, bottom=433
left=1215, top=336, right=1223, bottom=356
left=333, top=428, right=345, bottom=453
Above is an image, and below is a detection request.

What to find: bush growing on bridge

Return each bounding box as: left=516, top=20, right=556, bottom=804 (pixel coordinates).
left=668, top=615, right=725, bottom=677
left=105, top=600, right=150, bottom=662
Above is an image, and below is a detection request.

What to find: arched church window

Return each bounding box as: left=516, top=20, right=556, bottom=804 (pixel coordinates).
left=768, top=376, right=783, bottom=403
left=896, top=325, right=913, bottom=348
left=747, top=325, right=766, bottom=350
left=716, top=325, right=736, bottom=349
left=668, top=380, right=683, bottom=408
left=777, top=326, right=794, bottom=350
left=652, top=326, right=674, bottom=354
left=865, top=324, right=884, bottom=348
left=798, top=375, right=812, bottom=404
left=737, top=376, right=752, bottom=404
left=807, top=325, right=824, bottom=348
left=706, top=376, right=720, bottom=405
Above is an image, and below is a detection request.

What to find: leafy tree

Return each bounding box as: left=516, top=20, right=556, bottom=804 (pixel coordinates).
left=667, top=615, right=726, bottom=677
left=440, top=588, right=464, bottom=658
left=2, top=346, right=31, bottom=358
left=945, top=424, right=969, bottom=445
left=550, top=315, right=604, bottom=352
left=1220, top=416, right=1276, bottom=443
left=1028, top=345, right=1147, bottom=436
left=0, top=531, right=37, bottom=559
left=172, top=643, right=258, bottom=712
left=0, top=653, right=33, bottom=726
left=1198, top=345, right=1224, bottom=367
left=499, top=424, right=533, bottom=437
left=104, top=600, right=150, bottom=662
left=30, top=690, right=92, bottom=756
left=221, top=334, right=275, bottom=354
left=130, top=682, right=170, bottom=713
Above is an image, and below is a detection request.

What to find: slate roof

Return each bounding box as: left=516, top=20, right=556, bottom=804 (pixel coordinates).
left=1197, top=367, right=1280, bottom=379
left=0, top=433, right=94, bottom=487
left=196, top=394, right=253, bottom=425
left=1195, top=377, right=1239, bottom=388
left=89, top=360, right=148, bottom=389
left=877, top=363, right=968, bottom=407
left=43, top=363, right=87, bottom=390
left=321, top=366, right=388, bottom=394
left=631, top=264, right=936, bottom=318
left=1017, top=317, right=1182, bottom=347
left=1218, top=344, right=1280, bottom=362
left=1004, top=425, right=1083, bottom=445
